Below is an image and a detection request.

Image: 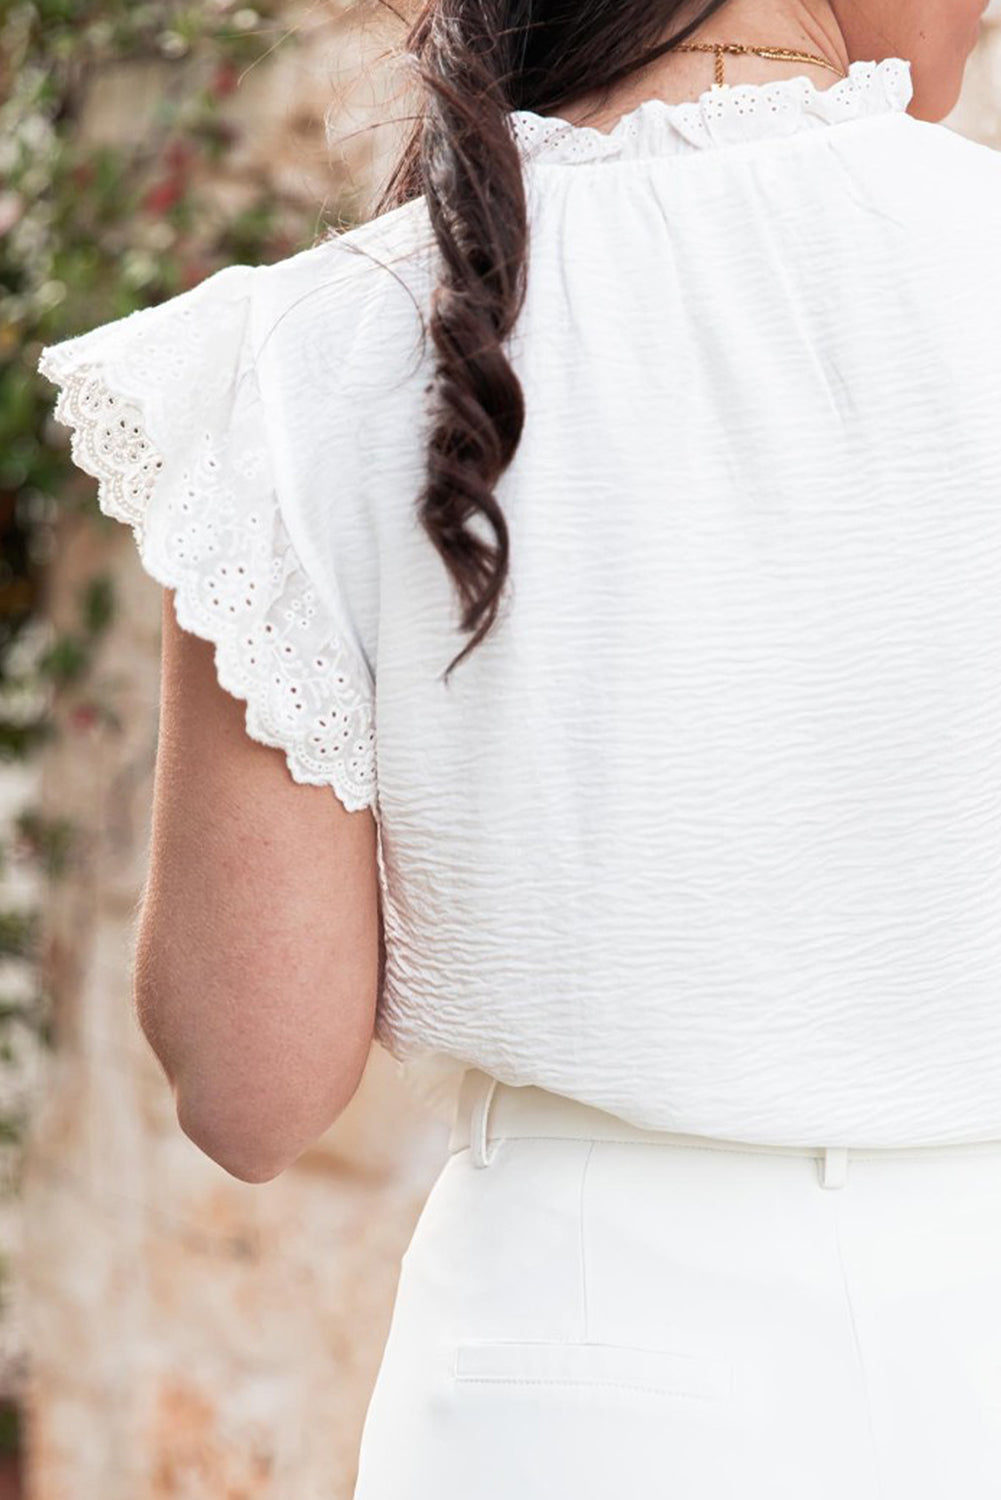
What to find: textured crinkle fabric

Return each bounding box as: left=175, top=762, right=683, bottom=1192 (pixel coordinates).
left=37, top=56, right=1001, bottom=1147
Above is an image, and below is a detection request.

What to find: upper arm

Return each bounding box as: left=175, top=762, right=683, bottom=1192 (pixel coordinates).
left=134, top=590, right=381, bottom=1182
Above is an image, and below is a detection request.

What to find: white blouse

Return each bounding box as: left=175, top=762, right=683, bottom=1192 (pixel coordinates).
left=38, top=56, right=1001, bottom=1147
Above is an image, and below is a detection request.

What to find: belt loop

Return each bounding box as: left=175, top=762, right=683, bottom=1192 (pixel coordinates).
left=820, top=1146, right=849, bottom=1189
left=470, top=1073, right=500, bottom=1168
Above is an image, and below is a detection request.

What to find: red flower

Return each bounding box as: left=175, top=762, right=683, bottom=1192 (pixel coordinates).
left=69, top=704, right=98, bottom=731
left=164, top=138, right=196, bottom=173
left=179, top=260, right=211, bottom=291
left=142, top=178, right=184, bottom=215
left=211, top=61, right=240, bottom=97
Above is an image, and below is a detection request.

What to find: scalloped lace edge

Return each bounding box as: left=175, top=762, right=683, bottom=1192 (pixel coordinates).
left=508, top=56, right=913, bottom=163
left=40, top=351, right=380, bottom=818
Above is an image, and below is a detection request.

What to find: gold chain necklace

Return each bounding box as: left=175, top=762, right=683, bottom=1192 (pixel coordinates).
left=674, top=42, right=848, bottom=89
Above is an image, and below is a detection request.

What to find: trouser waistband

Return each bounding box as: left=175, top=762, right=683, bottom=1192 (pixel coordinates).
left=447, top=1068, right=1001, bottom=1190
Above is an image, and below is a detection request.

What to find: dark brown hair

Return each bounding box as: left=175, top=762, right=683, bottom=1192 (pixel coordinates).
left=373, top=0, right=729, bottom=682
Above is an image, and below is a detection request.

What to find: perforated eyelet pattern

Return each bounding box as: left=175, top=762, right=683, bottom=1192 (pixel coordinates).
left=508, top=57, right=913, bottom=167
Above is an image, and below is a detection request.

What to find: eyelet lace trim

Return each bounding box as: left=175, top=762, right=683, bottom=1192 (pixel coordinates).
left=38, top=275, right=378, bottom=816
left=508, top=56, right=913, bottom=165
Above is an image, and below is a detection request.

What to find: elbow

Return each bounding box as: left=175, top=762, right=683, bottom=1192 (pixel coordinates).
left=174, top=1087, right=296, bottom=1183
left=171, top=1058, right=367, bottom=1185
left=135, top=966, right=374, bottom=1184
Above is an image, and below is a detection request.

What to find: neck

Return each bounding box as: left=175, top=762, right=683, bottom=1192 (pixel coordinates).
left=550, top=0, right=852, bottom=128
left=673, top=0, right=850, bottom=77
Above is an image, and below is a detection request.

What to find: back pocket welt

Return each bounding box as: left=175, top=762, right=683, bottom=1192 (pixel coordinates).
left=452, top=1339, right=732, bottom=1400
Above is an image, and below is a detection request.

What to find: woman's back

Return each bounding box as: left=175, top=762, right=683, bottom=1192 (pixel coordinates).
left=40, top=56, right=1001, bottom=1146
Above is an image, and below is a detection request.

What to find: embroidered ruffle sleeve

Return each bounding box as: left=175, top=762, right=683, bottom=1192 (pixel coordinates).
left=37, top=263, right=377, bottom=815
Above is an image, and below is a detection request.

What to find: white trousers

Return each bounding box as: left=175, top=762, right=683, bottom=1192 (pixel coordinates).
left=351, top=1069, right=1001, bottom=1499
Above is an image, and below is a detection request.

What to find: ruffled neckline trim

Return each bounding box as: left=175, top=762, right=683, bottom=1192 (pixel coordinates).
left=508, top=56, right=913, bottom=165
